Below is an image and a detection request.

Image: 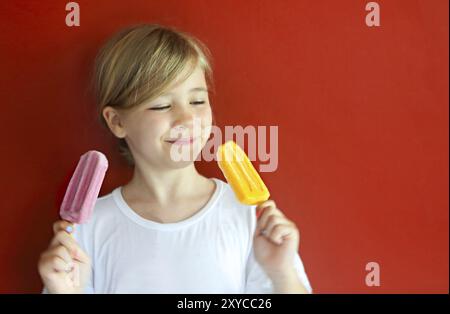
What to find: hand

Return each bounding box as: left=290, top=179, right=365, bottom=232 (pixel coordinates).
left=253, top=200, right=300, bottom=279
left=38, top=220, right=91, bottom=294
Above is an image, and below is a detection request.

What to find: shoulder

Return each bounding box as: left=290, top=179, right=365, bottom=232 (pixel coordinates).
left=92, top=189, right=118, bottom=218
left=73, top=188, right=120, bottom=238
left=214, top=178, right=256, bottom=210
left=212, top=178, right=258, bottom=232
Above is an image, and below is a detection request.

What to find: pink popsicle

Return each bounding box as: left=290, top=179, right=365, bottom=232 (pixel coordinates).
left=59, top=150, right=108, bottom=224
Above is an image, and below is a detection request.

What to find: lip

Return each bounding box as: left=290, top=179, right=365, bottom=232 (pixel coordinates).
left=165, top=137, right=197, bottom=145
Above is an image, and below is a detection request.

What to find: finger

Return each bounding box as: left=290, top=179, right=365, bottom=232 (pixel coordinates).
left=256, top=200, right=277, bottom=219
left=260, top=215, right=292, bottom=237
left=49, top=230, right=78, bottom=253
left=48, top=245, right=73, bottom=265
left=39, top=252, right=69, bottom=273
left=268, top=224, right=297, bottom=245
left=49, top=256, right=73, bottom=272
left=40, top=255, right=73, bottom=277
left=256, top=207, right=284, bottom=233
left=72, top=245, right=91, bottom=265
left=49, top=231, right=90, bottom=265
left=257, top=200, right=277, bottom=210
left=53, top=220, right=75, bottom=235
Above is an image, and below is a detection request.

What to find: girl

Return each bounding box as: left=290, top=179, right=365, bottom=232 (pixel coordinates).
left=38, top=24, right=312, bottom=294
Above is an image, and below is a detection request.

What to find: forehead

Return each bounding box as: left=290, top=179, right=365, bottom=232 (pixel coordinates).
left=160, top=64, right=207, bottom=96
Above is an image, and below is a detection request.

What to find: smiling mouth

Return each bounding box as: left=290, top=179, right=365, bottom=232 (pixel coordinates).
left=165, top=137, right=197, bottom=145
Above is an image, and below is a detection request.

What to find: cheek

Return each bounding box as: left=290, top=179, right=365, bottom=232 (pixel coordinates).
left=198, top=107, right=213, bottom=141
left=198, top=106, right=212, bottom=125
left=136, top=116, right=169, bottom=139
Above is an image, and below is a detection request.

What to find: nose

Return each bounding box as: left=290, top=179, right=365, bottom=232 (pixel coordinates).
left=172, top=105, right=195, bottom=129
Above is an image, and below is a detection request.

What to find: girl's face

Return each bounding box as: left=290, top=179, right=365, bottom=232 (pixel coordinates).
left=119, top=63, right=212, bottom=169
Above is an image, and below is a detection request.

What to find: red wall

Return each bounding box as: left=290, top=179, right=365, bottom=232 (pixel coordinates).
left=0, top=0, right=448, bottom=293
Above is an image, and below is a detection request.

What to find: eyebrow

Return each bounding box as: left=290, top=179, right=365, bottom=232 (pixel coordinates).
left=161, top=87, right=208, bottom=96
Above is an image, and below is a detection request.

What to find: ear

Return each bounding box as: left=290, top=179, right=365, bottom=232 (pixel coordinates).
left=102, top=106, right=127, bottom=139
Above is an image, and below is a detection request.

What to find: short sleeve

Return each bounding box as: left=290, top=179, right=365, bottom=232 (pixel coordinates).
left=244, top=247, right=313, bottom=294
left=41, top=223, right=94, bottom=294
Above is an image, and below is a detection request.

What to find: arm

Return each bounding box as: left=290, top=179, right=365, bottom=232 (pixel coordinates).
left=254, top=200, right=312, bottom=294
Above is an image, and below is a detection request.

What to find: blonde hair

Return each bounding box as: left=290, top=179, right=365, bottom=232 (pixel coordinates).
left=91, top=23, right=214, bottom=166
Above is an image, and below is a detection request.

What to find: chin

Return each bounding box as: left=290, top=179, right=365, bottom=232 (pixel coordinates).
left=169, top=159, right=196, bottom=169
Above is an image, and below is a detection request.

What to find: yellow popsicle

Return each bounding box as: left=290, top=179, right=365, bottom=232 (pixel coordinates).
left=217, top=141, right=270, bottom=205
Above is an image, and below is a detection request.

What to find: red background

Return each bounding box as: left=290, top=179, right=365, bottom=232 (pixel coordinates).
left=0, top=0, right=448, bottom=293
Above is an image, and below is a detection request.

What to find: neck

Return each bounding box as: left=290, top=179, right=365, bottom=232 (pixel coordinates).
left=124, top=162, right=204, bottom=207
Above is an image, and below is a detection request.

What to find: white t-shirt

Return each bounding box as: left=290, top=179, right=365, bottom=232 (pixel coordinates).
left=46, top=178, right=312, bottom=294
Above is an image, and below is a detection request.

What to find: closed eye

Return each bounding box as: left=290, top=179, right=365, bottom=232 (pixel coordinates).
left=149, top=101, right=205, bottom=111
left=191, top=101, right=205, bottom=105
left=149, top=105, right=171, bottom=111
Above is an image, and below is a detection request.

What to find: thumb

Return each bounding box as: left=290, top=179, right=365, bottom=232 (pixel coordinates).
left=72, top=246, right=90, bottom=265
left=255, top=200, right=276, bottom=219
left=256, top=207, right=265, bottom=220
left=256, top=205, right=271, bottom=220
